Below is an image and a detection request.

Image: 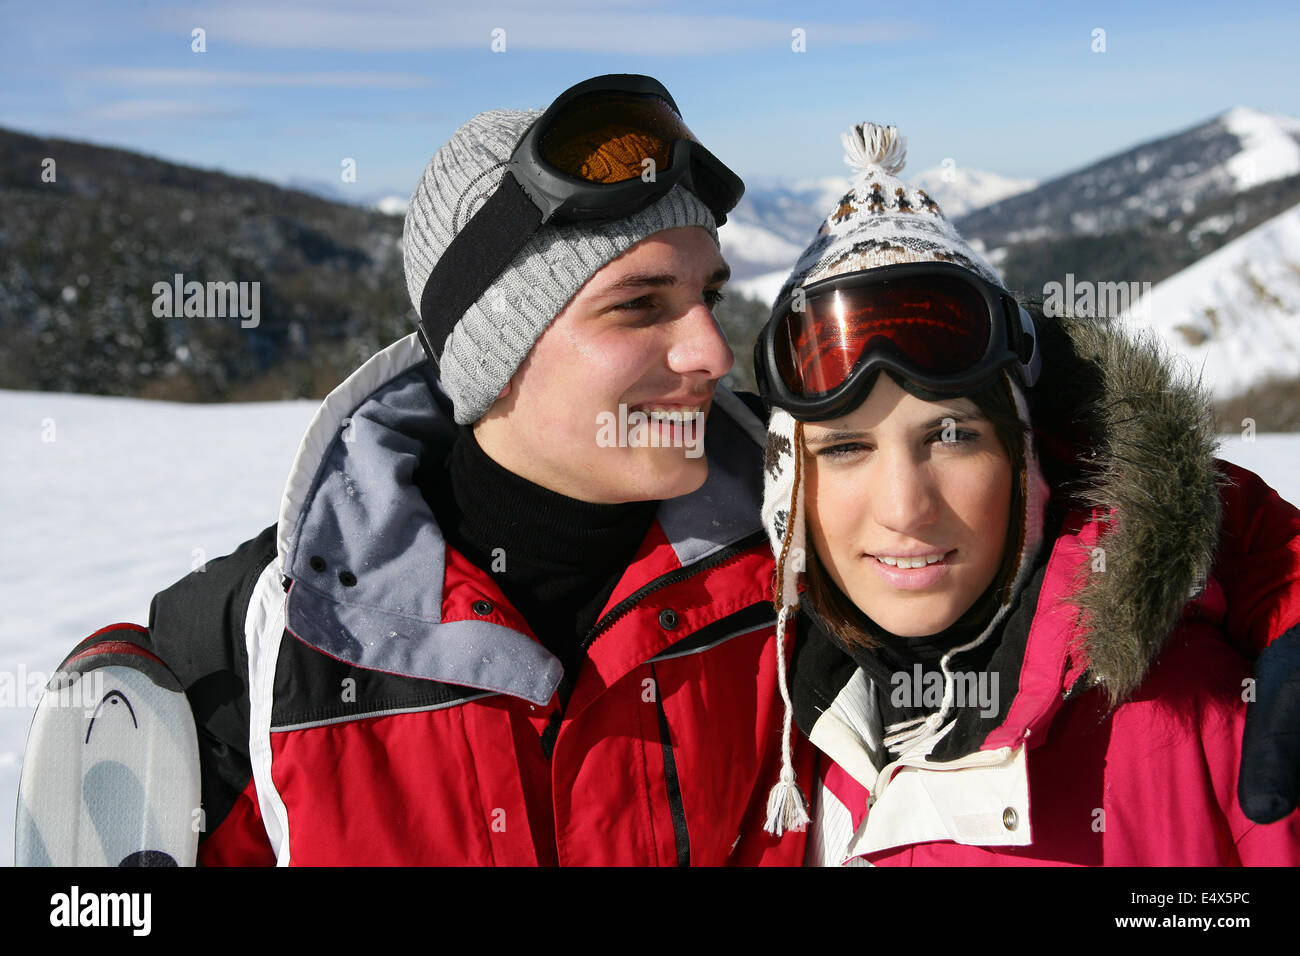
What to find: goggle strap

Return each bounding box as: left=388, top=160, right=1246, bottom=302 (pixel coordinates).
left=1018, top=305, right=1042, bottom=388
left=417, top=172, right=542, bottom=362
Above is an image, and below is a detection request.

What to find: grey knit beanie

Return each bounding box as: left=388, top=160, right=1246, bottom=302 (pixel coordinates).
left=403, top=108, right=719, bottom=425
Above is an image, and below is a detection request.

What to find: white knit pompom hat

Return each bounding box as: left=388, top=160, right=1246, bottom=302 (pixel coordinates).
left=770, top=122, right=1003, bottom=309
left=759, top=123, right=1052, bottom=838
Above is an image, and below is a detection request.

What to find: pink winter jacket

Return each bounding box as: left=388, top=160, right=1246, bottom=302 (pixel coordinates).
left=801, top=503, right=1300, bottom=866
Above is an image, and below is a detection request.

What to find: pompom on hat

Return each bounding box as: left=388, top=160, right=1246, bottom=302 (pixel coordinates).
left=759, top=123, right=1052, bottom=838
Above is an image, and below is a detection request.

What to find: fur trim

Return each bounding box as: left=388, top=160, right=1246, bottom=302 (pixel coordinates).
left=1034, top=313, right=1228, bottom=705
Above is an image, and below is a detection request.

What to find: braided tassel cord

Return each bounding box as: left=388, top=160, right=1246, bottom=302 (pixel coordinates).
left=763, top=604, right=810, bottom=837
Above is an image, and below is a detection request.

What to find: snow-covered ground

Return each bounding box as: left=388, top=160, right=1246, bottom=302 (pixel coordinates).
left=2, top=388, right=1297, bottom=865
left=1, top=389, right=318, bottom=866
left=1119, top=201, right=1300, bottom=400
left=1221, top=107, right=1300, bottom=191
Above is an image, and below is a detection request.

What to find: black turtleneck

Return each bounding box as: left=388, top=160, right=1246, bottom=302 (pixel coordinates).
left=795, top=505, right=1063, bottom=764
left=417, top=426, right=658, bottom=694
left=806, top=579, right=1004, bottom=730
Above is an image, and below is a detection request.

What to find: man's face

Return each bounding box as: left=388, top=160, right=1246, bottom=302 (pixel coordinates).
left=474, top=226, right=734, bottom=503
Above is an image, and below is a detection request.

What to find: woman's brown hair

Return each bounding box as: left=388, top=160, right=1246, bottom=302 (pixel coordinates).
left=803, top=369, right=1030, bottom=651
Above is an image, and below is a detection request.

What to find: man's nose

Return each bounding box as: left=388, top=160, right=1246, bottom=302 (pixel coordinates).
left=666, top=300, right=735, bottom=382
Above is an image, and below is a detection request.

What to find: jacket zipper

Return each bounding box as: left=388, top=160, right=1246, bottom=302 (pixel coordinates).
left=535, top=530, right=764, bottom=764
left=579, top=530, right=768, bottom=652
left=651, top=661, right=690, bottom=867
left=538, top=531, right=767, bottom=763
left=576, top=531, right=766, bottom=863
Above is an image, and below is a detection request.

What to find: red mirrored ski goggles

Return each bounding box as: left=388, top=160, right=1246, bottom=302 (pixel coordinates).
left=755, top=262, right=1041, bottom=421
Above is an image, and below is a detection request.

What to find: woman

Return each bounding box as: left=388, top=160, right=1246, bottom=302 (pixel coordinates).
left=754, top=122, right=1300, bottom=865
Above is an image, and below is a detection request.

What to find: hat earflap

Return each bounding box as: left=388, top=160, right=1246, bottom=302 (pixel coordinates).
left=762, top=408, right=808, bottom=611
left=761, top=408, right=811, bottom=836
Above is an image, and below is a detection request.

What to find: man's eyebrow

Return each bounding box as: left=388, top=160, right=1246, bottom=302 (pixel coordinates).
left=598, top=265, right=732, bottom=297
left=803, top=411, right=983, bottom=448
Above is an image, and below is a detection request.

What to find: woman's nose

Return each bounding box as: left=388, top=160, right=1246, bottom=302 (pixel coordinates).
left=873, top=451, right=940, bottom=535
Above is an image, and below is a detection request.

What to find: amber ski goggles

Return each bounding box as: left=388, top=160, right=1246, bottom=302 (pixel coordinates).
left=417, top=73, right=744, bottom=364
left=755, top=262, right=1041, bottom=421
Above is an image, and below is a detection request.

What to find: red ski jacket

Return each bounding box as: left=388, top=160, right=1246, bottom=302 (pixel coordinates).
left=87, top=333, right=814, bottom=865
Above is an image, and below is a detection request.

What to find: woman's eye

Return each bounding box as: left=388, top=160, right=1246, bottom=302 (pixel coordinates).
left=704, top=289, right=726, bottom=309
left=931, top=428, right=979, bottom=446
left=818, top=442, right=870, bottom=460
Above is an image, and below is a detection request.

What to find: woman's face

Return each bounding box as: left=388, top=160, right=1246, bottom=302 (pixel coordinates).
left=803, top=373, right=1014, bottom=638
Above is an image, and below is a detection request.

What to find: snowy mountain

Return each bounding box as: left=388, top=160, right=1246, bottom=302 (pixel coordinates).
left=283, top=176, right=410, bottom=215
left=1117, top=200, right=1300, bottom=402
left=374, top=195, right=410, bottom=216
left=958, top=107, right=1300, bottom=249
left=717, top=176, right=845, bottom=286
left=911, top=166, right=1038, bottom=220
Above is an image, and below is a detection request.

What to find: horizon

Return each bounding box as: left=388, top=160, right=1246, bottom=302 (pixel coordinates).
left=2, top=102, right=1289, bottom=211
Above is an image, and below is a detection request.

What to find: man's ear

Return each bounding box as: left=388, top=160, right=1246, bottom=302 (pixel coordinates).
left=497, top=382, right=511, bottom=401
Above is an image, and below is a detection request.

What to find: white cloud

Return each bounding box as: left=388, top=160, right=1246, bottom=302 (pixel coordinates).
left=164, top=1, right=920, bottom=54
left=81, top=99, right=244, bottom=120
left=89, top=68, right=437, bottom=89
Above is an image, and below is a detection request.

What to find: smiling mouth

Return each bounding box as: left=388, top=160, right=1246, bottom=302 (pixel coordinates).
left=630, top=404, right=705, bottom=424
left=870, top=550, right=954, bottom=569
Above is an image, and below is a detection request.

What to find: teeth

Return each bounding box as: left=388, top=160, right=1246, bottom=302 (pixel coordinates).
left=640, top=406, right=703, bottom=424
left=875, top=553, right=945, bottom=569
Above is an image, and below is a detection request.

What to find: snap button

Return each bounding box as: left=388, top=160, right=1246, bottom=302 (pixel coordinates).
left=338, top=570, right=357, bottom=587
left=658, top=608, right=678, bottom=630
left=472, top=600, right=493, bottom=616
left=309, top=555, right=326, bottom=573
left=1002, top=807, right=1019, bottom=831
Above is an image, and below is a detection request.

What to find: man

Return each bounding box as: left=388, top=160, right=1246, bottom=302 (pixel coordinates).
left=27, top=75, right=813, bottom=866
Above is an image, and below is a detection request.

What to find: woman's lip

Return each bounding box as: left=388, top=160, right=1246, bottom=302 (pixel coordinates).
left=866, top=549, right=955, bottom=591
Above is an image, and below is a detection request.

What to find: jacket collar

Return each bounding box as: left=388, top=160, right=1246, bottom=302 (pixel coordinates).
left=276, top=333, right=768, bottom=705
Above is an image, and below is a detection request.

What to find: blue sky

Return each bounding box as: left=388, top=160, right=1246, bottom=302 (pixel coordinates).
left=2, top=0, right=1297, bottom=199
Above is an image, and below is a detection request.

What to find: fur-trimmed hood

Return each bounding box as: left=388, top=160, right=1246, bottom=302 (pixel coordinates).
left=1026, top=305, right=1226, bottom=704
